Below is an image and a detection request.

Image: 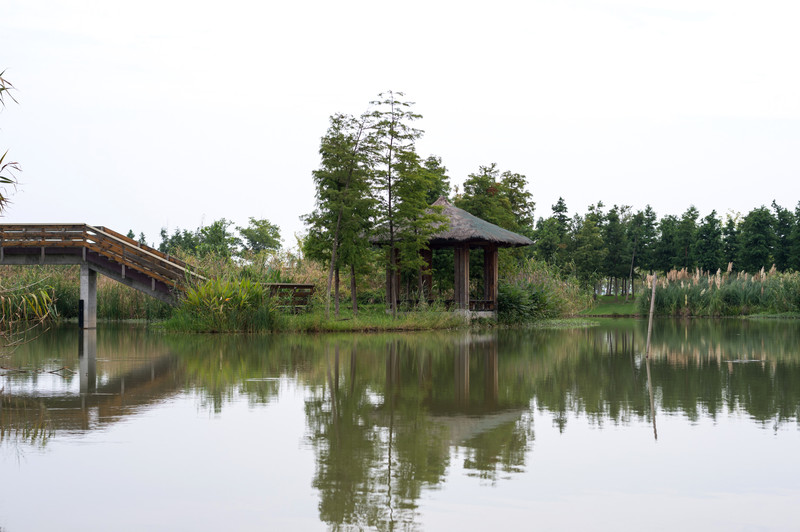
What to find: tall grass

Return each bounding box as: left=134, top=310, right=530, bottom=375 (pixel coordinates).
left=164, top=277, right=276, bottom=332
left=498, top=259, right=593, bottom=323
left=279, top=300, right=467, bottom=333
left=637, top=267, right=800, bottom=317
left=0, top=265, right=173, bottom=321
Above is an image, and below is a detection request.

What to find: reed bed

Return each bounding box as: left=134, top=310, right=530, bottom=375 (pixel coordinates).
left=637, top=267, right=800, bottom=317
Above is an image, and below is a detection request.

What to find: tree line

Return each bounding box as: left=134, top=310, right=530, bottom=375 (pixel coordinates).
left=144, top=217, right=282, bottom=258
left=531, top=199, right=800, bottom=297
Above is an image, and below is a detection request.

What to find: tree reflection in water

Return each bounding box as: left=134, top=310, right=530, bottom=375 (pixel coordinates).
left=304, top=334, right=533, bottom=530
left=2, top=319, right=800, bottom=528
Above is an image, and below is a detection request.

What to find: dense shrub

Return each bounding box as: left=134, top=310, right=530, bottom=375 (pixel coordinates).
left=165, top=278, right=276, bottom=332
left=498, top=259, right=592, bottom=323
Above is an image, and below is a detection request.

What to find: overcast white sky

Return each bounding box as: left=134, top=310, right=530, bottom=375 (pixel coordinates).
left=2, top=0, right=798, bottom=247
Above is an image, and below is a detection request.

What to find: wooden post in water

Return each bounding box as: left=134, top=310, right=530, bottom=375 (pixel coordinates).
left=645, top=273, right=657, bottom=359
left=644, top=273, right=658, bottom=440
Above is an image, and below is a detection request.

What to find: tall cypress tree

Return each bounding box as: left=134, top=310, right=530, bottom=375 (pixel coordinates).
left=771, top=201, right=794, bottom=271
left=722, top=214, right=740, bottom=269
left=675, top=206, right=699, bottom=270
left=370, top=91, right=435, bottom=316
left=305, top=112, right=375, bottom=318
left=602, top=205, right=628, bottom=299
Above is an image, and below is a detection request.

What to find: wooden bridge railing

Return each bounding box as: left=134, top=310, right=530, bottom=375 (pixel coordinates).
left=0, top=224, right=204, bottom=291
left=265, top=283, right=315, bottom=312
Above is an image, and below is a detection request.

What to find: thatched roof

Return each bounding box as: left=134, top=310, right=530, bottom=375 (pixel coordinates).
left=427, top=197, right=533, bottom=248
left=371, top=197, right=534, bottom=248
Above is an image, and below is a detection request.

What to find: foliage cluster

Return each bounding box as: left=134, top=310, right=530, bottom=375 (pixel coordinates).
left=636, top=267, right=800, bottom=317
left=303, top=93, right=459, bottom=318
left=156, top=217, right=281, bottom=258
left=497, top=259, right=592, bottom=324
left=165, top=278, right=276, bottom=333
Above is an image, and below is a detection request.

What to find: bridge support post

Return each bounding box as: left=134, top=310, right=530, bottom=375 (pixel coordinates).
left=80, top=263, right=97, bottom=329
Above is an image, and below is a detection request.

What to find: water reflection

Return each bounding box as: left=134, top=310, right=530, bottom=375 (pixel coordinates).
left=79, top=329, right=96, bottom=395
left=1, top=319, right=799, bottom=528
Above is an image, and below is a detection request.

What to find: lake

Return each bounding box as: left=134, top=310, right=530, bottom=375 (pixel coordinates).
left=1, top=319, right=799, bottom=531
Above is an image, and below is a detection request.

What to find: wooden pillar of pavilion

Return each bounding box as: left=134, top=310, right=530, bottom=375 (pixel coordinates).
left=483, top=245, right=498, bottom=310
left=454, top=245, right=470, bottom=310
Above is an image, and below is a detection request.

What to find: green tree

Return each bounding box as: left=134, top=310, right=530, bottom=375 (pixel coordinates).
left=304, top=112, right=374, bottom=318
left=693, top=210, right=724, bottom=272
left=572, top=214, right=606, bottom=292
left=552, top=197, right=569, bottom=236
left=771, top=201, right=794, bottom=271
left=626, top=206, right=658, bottom=298
left=370, top=91, right=427, bottom=316
left=393, top=154, right=447, bottom=297
left=738, top=206, right=776, bottom=272
left=790, top=202, right=800, bottom=271
left=238, top=217, right=281, bottom=252
left=722, top=213, right=740, bottom=269
left=455, top=164, right=516, bottom=230
left=653, top=215, right=679, bottom=272
left=159, top=227, right=200, bottom=255
left=198, top=218, right=241, bottom=258
left=602, top=205, right=629, bottom=299
left=640, top=206, right=659, bottom=272
left=675, top=205, right=699, bottom=269
left=455, top=163, right=534, bottom=236
left=533, top=216, right=562, bottom=264
left=421, top=155, right=451, bottom=204
left=499, top=170, right=535, bottom=237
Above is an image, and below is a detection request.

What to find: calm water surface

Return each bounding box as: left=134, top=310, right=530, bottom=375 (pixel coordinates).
left=1, top=319, right=799, bottom=531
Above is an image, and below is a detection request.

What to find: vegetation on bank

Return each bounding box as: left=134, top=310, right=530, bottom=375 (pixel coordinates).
left=498, top=259, right=592, bottom=323
left=162, top=278, right=276, bottom=333
left=3, top=82, right=797, bottom=332
left=637, top=268, right=800, bottom=317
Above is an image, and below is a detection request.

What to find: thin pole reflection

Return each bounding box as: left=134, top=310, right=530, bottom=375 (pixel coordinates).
left=645, top=355, right=658, bottom=441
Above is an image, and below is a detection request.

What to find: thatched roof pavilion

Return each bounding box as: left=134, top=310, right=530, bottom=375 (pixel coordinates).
left=427, top=197, right=533, bottom=248
left=376, top=197, right=534, bottom=316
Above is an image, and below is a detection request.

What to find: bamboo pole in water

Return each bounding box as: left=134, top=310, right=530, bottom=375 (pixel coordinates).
left=646, top=356, right=658, bottom=440
left=645, top=273, right=657, bottom=359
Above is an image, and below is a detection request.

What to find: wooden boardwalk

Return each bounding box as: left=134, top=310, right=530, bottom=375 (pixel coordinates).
left=0, top=224, right=204, bottom=308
